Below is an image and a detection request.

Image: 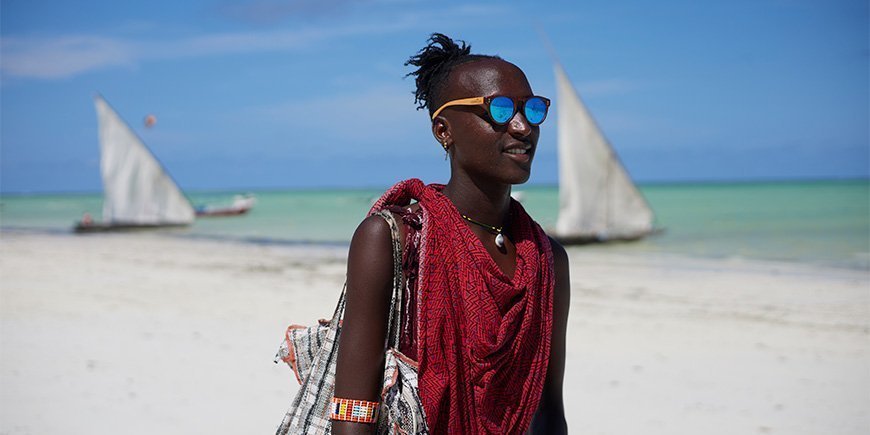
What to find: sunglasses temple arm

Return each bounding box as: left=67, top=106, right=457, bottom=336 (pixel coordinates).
left=430, top=97, right=486, bottom=120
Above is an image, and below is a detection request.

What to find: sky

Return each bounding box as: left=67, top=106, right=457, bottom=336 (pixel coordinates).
left=1, top=0, right=868, bottom=193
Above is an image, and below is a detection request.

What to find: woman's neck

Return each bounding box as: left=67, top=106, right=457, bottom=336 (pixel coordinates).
left=441, top=174, right=512, bottom=228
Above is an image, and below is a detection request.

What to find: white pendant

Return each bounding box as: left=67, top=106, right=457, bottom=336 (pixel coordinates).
left=495, top=233, right=505, bottom=248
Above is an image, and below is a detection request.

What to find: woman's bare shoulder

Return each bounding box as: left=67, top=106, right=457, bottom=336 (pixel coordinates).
left=548, top=237, right=569, bottom=270
left=349, top=214, right=394, bottom=267
left=547, top=236, right=570, bottom=301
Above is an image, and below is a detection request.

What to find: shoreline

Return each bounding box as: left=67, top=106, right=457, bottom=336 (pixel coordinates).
left=1, top=231, right=868, bottom=434
left=3, top=226, right=868, bottom=273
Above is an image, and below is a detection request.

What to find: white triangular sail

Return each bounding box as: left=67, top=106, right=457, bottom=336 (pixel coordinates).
left=554, top=64, right=653, bottom=241
left=94, top=96, right=194, bottom=225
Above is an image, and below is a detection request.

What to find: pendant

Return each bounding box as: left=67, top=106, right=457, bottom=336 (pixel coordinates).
left=495, top=233, right=505, bottom=248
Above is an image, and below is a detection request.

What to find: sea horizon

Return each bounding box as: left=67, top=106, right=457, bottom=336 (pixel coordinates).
left=1, top=175, right=867, bottom=197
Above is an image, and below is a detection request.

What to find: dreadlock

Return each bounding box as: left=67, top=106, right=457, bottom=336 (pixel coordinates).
left=405, top=33, right=500, bottom=114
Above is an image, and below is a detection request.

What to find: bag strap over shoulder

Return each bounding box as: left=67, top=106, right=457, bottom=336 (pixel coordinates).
left=375, top=209, right=405, bottom=349
left=330, top=210, right=405, bottom=348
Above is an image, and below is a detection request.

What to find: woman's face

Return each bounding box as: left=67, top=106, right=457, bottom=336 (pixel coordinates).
left=434, top=58, right=541, bottom=185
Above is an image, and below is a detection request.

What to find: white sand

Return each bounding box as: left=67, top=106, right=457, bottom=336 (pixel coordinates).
left=1, top=231, right=867, bottom=435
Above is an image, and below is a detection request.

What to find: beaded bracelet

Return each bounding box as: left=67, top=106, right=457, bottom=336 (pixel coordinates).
left=330, top=397, right=379, bottom=424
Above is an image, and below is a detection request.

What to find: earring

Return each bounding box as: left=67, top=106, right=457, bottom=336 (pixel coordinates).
left=440, top=141, right=449, bottom=160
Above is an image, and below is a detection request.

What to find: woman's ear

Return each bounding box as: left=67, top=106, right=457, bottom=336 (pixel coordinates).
left=431, top=117, right=452, bottom=151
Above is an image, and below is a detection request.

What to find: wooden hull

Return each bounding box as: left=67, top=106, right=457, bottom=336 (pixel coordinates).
left=195, top=207, right=252, bottom=217
left=194, top=196, right=255, bottom=217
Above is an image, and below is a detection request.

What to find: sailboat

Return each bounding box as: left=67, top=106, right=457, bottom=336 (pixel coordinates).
left=74, top=95, right=195, bottom=232
left=552, top=64, right=655, bottom=244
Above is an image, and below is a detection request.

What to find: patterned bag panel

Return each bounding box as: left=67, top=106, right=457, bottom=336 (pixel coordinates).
left=276, top=295, right=344, bottom=434
left=274, top=320, right=331, bottom=385
left=275, top=346, right=428, bottom=435
left=378, top=349, right=428, bottom=435
left=274, top=210, right=428, bottom=435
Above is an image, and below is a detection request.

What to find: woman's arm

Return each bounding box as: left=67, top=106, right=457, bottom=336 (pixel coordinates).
left=528, top=238, right=571, bottom=434
left=332, top=215, right=396, bottom=435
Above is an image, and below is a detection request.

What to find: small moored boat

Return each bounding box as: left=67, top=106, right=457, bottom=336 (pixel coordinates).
left=195, top=195, right=256, bottom=217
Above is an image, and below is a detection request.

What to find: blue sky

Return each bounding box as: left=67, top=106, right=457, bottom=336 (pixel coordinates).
left=1, top=0, right=867, bottom=193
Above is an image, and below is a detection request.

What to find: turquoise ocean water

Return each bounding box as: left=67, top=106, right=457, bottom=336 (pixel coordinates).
left=1, top=180, right=868, bottom=270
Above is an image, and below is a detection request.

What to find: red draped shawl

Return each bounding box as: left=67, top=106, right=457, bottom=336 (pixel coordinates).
left=369, top=179, right=554, bottom=434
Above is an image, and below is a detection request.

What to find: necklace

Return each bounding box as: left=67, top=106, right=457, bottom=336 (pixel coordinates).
left=461, top=214, right=505, bottom=248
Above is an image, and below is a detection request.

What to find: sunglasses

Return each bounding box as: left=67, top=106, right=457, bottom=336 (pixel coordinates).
left=431, top=95, right=551, bottom=126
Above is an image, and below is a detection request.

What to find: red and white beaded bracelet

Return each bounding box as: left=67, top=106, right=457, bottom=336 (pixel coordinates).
left=330, top=397, right=379, bottom=424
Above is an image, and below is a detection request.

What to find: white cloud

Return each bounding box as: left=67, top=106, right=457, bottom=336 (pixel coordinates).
left=0, top=4, right=500, bottom=81
left=0, top=21, right=411, bottom=81
left=1, top=36, right=135, bottom=79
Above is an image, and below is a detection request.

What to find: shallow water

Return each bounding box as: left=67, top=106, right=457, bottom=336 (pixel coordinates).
left=2, top=180, right=867, bottom=270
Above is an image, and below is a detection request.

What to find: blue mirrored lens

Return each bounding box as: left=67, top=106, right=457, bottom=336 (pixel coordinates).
left=524, top=97, right=548, bottom=125
left=489, top=96, right=515, bottom=124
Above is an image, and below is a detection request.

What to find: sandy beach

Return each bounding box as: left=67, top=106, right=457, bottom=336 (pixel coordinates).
left=1, top=230, right=867, bottom=435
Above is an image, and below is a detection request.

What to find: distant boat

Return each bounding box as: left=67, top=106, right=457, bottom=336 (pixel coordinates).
left=195, top=194, right=256, bottom=217
left=75, top=95, right=196, bottom=232
left=552, top=63, right=655, bottom=244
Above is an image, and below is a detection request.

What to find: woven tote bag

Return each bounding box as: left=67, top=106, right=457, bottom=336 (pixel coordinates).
left=274, top=210, right=428, bottom=434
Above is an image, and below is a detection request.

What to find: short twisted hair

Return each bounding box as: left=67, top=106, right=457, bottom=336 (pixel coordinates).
left=404, top=33, right=500, bottom=115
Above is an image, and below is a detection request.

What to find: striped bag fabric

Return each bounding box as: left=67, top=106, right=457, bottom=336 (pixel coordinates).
left=274, top=210, right=428, bottom=434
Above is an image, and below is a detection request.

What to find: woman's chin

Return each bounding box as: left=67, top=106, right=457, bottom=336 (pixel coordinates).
left=506, top=168, right=532, bottom=185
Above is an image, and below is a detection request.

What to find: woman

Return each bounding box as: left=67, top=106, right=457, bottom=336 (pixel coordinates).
left=332, top=33, right=570, bottom=434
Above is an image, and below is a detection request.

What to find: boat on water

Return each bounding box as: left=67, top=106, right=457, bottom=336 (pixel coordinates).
left=551, top=63, right=656, bottom=244
left=75, top=95, right=255, bottom=233
left=195, top=194, right=256, bottom=217
left=75, top=95, right=196, bottom=233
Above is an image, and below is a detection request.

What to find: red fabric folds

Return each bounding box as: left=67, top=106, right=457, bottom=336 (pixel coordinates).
left=369, top=179, right=554, bottom=434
